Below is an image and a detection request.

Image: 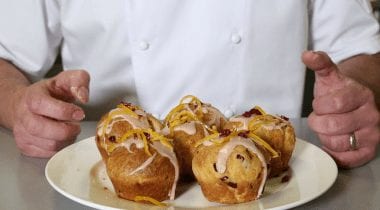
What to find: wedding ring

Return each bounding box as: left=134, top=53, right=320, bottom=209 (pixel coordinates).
left=349, top=133, right=358, bottom=151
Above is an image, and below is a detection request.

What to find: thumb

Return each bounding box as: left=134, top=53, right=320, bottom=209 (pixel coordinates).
left=47, top=70, right=90, bottom=104
left=302, top=51, right=346, bottom=98
left=302, top=51, right=343, bottom=84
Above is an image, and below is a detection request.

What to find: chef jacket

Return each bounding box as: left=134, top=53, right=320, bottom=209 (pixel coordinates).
left=0, top=0, right=379, bottom=120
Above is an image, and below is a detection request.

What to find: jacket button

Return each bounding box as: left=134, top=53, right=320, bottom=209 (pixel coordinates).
left=224, top=109, right=234, bottom=118
left=231, top=34, right=242, bottom=44
left=139, top=41, right=150, bottom=50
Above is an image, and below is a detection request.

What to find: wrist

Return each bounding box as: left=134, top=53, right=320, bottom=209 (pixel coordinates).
left=0, top=83, right=28, bottom=130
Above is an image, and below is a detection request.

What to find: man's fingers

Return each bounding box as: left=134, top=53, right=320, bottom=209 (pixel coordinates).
left=323, top=146, right=377, bottom=168
left=48, top=70, right=90, bottom=104
left=317, top=126, right=379, bottom=152
left=14, top=127, right=75, bottom=152
left=20, top=113, right=81, bottom=141
left=312, top=84, right=372, bottom=115
left=17, top=143, right=58, bottom=158
left=308, top=104, right=379, bottom=135
left=26, top=89, right=85, bottom=121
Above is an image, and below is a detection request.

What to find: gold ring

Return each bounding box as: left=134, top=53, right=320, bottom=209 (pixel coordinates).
left=349, top=133, right=358, bottom=151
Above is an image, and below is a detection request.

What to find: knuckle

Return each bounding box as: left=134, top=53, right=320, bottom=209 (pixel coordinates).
left=330, top=138, right=345, bottom=151
left=60, top=104, right=76, bottom=118
left=321, top=135, right=346, bottom=152
left=44, top=140, right=59, bottom=151
left=363, top=106, right=380, bottom=126
left=26, top=94, right=42, bottom=113
left=332, top=95, right=344, bottom=111
left=326, top=117, right=340, bottom=133
left=311, top=99, right=322, bottom=113
left=59, top=123, right=81, bottom=139
left=23, top=117, right=42, bottom=136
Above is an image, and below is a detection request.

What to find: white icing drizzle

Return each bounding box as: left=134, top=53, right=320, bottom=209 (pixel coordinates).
left=129, top=153, right=157, bottom=175
left=203, top=106, right=225, bottom=128
left=202, top=140, right=213, bottom=146
left=135, top=109, right=146, bottom=116
left=160, top=126, right=170, bottom=136
left=229, top=116, right=254, bottom=131
left=96, top=107, right=152, bottom=153
left=97, top=108, right=150, bottom=136
left=173, top=121, right=197, bottom=135
left=150, top=141, right=179, bottom=200
left=216, top=136, right=267, bottom=198
left=119, top=138, right=144, bottom=152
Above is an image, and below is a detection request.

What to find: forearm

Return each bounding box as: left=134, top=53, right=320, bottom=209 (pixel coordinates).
left=338, top=53, right=380, bottom=108
left=0, top=58, right=30, bottom=129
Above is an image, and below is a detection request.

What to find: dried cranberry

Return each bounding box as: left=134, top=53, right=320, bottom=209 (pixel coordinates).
left=219, top=129, right=231, bottom=137
left=250, top=108, right=262, bottom=116
left=108, top=136, right=116, bottom=142
left=143, top=132, right=151, bottom=140
left=238, top=131, right=249, bottom=138
left=227, top=182, right=237, bottom=188
left=220, top=176, right=229, bottom=181
left=242, top=111, right=252, bottom=117
left=242, top=108, right=262, bottom=117
left=280, top=115, right=289, bottom=121
left=236, top=154, right=245, bottom=161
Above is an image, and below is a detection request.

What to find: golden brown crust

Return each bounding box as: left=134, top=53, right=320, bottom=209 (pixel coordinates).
left=250, top=117, right=295, bottom=177
left=107, top=147, right=175, bottom=201
left=147, top=114, right=163, bottom=132
left=223, top=114, right=296, bottom=177
left=192, top=144, right=265, bottom=204
left=95, top=104, right=177, bottom=201
left=171, top=122, right=208, bottom=180
left=95, top=98, right=297, bottom=204
left=95, top=113, right=135, bottom=161
left=201, top=106, right=228, bottom=132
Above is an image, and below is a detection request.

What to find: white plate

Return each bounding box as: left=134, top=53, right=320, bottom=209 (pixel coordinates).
left=45, top=137, right=337, bottom=210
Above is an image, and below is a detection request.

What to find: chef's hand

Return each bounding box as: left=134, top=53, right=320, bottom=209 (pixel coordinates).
left=10, top=70, right=90, bottom=158
left=303, top=51, right=380, bottom=168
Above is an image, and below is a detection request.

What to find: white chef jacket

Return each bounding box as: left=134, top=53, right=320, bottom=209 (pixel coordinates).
left=0, top=0, right=379, bottom=120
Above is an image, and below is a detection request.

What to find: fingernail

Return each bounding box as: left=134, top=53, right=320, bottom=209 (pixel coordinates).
left=73, top=110, right=85, bottom=120
left=70, top=86, right=89, bottom=103
left=78, top=86, right=89, bottom=103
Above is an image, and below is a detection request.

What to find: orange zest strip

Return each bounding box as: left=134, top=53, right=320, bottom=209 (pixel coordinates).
left=113, top=128, right=173, bottom=155
left=134, top=196, right=167, bottom=206
left=164, top=95, right=218, bottom=135
left=247, top=132, right=279, bottom=158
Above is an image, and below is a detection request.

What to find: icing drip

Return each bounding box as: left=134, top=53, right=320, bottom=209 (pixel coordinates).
left=97, top=108, right=150, bottom=136
left=97, top=107, right=151, bottom=152
left=173, top=121, right=197, bottom=135
left=229, top=116, right=254, bottom=131
left=216, top=136, right=267, bottom=198
left=119, top=138, right=144, bottom=152
left=203, top=107, right=225, bottom=129
left=160, top=126, right=170, bottom=136
left=261, top=122, right=288, bottom=130
left=129, top=153, right=157, bottom=175
left=151, top=141, right=179, bottom=200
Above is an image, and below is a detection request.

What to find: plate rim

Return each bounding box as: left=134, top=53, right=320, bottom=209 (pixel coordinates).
left=45, top=136, right=338, bottom=210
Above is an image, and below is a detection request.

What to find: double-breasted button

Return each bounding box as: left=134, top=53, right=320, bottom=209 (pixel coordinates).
left=231, top=34, right=242, bottom=44
left=224, top=109, right=234, bottom=118
left=139, top=41, right=150, bottom=50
